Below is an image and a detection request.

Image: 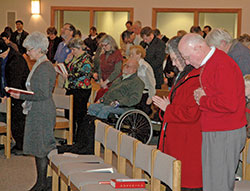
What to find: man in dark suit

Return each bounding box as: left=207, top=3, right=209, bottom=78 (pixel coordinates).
left=11, top=20, right=29, bottom=55
left=140, top=26, right=166, bottom=89
left=0, top=38, right=29, bottom=154
left=84, top=26, right=98, bottom=56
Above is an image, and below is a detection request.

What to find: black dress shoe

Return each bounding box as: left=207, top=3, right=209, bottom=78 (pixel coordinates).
left=0, top=144, right=4, bottom=150
left=13, top=149, right=24, bottom=156
left=11, top=146, right=24, bottom=156
left=58, top=139, right=67, bottom=145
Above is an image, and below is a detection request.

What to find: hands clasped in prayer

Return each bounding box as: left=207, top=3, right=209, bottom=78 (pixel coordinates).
left=193, top=87, right=206, bottom=105
left=152, top=95, right=170, bottom=112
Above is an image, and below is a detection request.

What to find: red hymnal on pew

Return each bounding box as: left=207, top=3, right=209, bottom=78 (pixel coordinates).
left=110, top=179, right=147, bottom=189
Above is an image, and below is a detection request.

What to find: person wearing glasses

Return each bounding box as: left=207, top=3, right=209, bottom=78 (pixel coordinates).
left=152, top=36, right=203, bottom=191
left=54, top=23, right=76, bottom=87
left=60, top=38, right=93, bottom=142
left=9, top=32, right=57, bottom=191
left=94, top=34, right=123, bottom=102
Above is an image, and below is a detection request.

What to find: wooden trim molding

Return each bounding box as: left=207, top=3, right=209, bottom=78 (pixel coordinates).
left=152, top=8, right=242, bottom=36
left=51, top=6, right=134, bottom=27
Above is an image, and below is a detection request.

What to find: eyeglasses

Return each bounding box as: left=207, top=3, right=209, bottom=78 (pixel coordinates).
left=101, top=43, right=109, bottom=47
left=62, top=27, right=71, bottom=31
left=26, top=48, right=34, bottom=52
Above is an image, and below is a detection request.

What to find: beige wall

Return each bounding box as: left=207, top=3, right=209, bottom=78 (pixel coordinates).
left=1, top=0, right=250, bottom=35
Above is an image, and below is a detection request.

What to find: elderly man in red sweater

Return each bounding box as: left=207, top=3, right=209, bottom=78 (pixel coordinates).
left=178, top=33, right=247, bottom=191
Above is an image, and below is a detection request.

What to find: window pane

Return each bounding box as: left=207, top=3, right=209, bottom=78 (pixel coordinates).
left=156, top=12, right=194, bottom=38
left=63, top=11, right=90, bottom=37
left=54, top=10, right=60, bottom=33
left=199, top=12, right=238, bottom=38
left=95, top=11, right=129, bottom=47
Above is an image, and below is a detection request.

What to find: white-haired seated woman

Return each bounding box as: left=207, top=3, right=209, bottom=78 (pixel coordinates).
left=9, top=31, right=56, bottom=191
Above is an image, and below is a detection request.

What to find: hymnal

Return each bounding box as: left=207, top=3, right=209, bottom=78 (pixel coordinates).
left=110, top=179, right=147, bottom=188
left=55, top=63, right=68, bottom=75
left=5, top=87, right=34, bottom=95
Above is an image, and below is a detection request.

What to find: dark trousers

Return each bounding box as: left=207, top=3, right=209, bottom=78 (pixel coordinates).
left=136, top=93, right=152, bottom=116
left=11, top=98, right=26, bottom=150
left=65, top=88, right=91, bottom=141
left=57, top=114, right=96, bottom=155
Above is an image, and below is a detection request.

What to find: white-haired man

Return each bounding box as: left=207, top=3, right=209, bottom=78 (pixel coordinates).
left=178, top=33, right=247, bottom=191
left=132, top=20, right=142, bottom=45
left=206, top=28, right=250, bottom=76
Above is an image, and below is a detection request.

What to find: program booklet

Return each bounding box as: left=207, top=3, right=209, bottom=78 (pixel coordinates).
left=85, top=167, right=114, bottom=173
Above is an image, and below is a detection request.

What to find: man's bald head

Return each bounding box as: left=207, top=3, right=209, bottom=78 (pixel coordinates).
left=178, top=33, right=211, bottom=68
left=122, top=58, right=139, bottom=75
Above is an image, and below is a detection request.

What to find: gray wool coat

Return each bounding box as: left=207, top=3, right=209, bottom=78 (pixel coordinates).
left=20, top=61, right=56, bottom=157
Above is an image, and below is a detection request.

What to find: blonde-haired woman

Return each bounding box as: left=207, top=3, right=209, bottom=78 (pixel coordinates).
left=129, top=45, right=156, bottom=115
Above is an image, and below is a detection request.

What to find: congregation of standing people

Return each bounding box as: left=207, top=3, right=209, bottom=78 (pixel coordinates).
left=1, top=18, right=250, bottom=191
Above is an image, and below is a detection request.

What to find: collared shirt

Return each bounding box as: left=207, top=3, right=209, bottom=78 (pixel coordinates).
left=122, top=73, right=133, bottom=80
left=54, top=42, right=71, bottom=63
left=200, top=46, right=216, bottom=67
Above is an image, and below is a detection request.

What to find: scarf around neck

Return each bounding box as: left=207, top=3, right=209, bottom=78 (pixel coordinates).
left=22, top=54, right=48, bottom=114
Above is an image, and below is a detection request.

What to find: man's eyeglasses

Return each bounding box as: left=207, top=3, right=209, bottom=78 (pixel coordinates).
left=62, top=27, right=71, bottom=31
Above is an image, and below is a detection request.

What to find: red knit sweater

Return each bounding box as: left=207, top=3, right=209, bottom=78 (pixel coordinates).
left=199, top=49, right=247, bottom=132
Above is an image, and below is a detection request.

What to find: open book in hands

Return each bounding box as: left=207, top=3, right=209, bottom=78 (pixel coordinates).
left=5, top=87, right=34, bottom=95
left=55, top=63, right=68, bottom=75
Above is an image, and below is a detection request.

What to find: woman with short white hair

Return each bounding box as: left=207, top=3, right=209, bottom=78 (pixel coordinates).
left=152, top=36, right=203, bottom=191
left=10, top=31, right=57, bottom=191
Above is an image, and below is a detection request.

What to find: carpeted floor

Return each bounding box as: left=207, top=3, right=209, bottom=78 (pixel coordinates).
left=0, top=133, right=159, bottom=191
left=0, top=151, right=36, bottom=191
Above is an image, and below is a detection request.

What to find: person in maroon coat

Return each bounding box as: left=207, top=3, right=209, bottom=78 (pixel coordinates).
left=94, top=34, right=123, bottom=102
left=152, top=36, right=202, bottom=191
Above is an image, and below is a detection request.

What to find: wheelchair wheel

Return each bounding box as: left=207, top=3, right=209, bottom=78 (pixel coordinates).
left=115, top=109, right=153, bottom=144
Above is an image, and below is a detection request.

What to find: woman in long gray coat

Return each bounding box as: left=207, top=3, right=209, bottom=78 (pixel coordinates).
left=10, top=31, right=56, bottom=191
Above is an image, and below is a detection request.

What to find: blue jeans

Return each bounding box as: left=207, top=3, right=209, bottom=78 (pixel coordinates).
left=88, top=103, right=125, bottom=119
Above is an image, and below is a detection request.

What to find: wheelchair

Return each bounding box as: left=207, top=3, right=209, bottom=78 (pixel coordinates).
left=110, top=109, right=153, bottom=144
left=92, top=86, right=169, bottom=145
left=107, top=89, right=170, bottom=145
